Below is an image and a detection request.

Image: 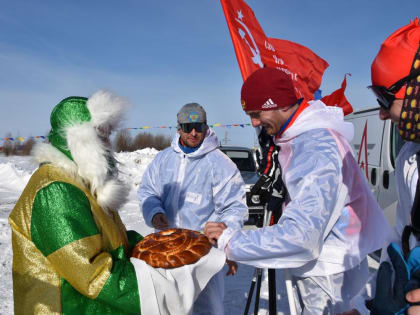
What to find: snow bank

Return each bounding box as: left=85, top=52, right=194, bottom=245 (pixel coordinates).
left=0, top=162, right=33, bottom=194
left=116, top=148, right=159, bottom=188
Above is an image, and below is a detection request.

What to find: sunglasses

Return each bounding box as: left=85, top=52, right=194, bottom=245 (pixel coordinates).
left=368, top=68, right=420, bottom=110
left=179, top=123, right=206, bottom=133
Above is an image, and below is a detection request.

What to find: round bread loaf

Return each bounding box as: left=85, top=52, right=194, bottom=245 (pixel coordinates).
left=131, top=228, right=212, bottom=269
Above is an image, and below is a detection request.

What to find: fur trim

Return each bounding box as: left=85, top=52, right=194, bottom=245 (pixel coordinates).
left=87, top=90, right=129, bottom=134
left=33, top=124, right=129, bottom=213
left=65, top=122, right=129, bottom=212
left=65, top=122, right=109, bottom=190
left=96, top=179, right=129, bottom=212
left=32, top=142, right=79, bottom=176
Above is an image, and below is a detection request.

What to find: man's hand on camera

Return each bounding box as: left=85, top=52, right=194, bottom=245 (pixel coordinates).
left=250, top=174, right=272, bottom=204
left=250, top=174, right=271, bottom=195
left=152, top=213, right=169, bottom=230
left=203, top=222, right=227, bottom=245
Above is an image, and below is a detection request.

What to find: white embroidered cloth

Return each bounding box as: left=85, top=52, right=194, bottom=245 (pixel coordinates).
left=131, top=247, right=226, bottom=315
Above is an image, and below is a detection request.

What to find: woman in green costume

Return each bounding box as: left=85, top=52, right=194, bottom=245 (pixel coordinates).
left=9, top=91, right=143, bottom=314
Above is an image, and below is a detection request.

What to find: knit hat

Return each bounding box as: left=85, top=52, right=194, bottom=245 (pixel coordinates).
left=177, top=103, right=207, bottom=125
left=240, top=67, right=298, bottom=112
left=371, top=17, right=420, bottom=98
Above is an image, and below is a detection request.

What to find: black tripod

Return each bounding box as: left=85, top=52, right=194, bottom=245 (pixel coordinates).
left=243, top=267, right=277, bottom=315
left=243, top=206, right=277, bottom=315
left=244, top=127, right=289, bottom=314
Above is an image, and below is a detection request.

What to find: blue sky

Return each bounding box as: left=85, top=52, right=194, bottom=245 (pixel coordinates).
left=0, top=0, right=418, bottom=147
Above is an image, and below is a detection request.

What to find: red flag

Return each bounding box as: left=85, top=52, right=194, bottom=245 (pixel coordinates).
left=220, top=0, right=267, bottom=78
left=321, top=74, right=353, bottom=115
left=220, top=0, right=328, bottom=101
left=221, top=0, right=354, bottom=115
left=267, top=37, right=329, bottom=102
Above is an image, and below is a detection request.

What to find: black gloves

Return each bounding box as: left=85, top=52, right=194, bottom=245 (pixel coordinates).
left=366, top=243, right=420, bottom=315
left=250, top=174, right=273, bottom=205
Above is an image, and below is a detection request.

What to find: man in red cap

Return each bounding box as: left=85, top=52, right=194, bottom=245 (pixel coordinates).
left=204, top=66, right=390, bottom=313
left=353, top=18, right=420, bottom=315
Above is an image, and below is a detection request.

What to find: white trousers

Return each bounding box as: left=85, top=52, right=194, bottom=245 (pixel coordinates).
left=292, top=259, right=369, bottom=315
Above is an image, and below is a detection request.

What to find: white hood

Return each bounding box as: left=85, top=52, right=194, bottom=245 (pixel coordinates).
left=171, top=128, right=219, bottom=158
left=278, top=100, right=354, bottom=143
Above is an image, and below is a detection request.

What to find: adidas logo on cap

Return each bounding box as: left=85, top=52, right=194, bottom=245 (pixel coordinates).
left=261, top=98, right=277, bottom=109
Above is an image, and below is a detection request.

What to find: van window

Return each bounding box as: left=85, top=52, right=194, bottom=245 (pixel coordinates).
left=391, top=123, right=405, bottom=167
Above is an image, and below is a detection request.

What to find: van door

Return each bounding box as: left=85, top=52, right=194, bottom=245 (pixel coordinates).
left=376, top=121, right=405, bottom=226
left=346, top=109, right=384, bottom=199
left=346, top=107, right=404, bottom=228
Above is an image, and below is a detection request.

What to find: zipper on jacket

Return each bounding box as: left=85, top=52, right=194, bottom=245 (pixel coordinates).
left=172, top=154, right=188, bottom=225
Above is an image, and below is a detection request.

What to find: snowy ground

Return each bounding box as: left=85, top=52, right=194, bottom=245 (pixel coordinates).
left=0, top=151, right=378, bottom=314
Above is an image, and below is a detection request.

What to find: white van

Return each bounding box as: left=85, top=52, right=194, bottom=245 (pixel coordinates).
left=344, top=107, right=405, bottom=227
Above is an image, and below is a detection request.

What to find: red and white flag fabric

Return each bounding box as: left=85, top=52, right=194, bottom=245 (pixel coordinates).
left=267, top=37, right=330, bottom=102
left=321, top=74, right=353, bottom=115
left=220, top=0, right=353, bottom=114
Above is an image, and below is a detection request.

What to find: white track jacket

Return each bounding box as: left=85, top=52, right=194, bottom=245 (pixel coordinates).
left=138, top=128, right=248, bottom=314
left=138, top=128, right=248, bottom=233
left=218, top=100, right=391, bottom=277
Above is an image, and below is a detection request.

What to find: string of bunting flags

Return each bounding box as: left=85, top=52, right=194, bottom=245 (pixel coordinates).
left=125, top=122, right=252, bottom=130
left=1, top=136, right=46, bottom=142
left=1, top=123, right=252, bottom=142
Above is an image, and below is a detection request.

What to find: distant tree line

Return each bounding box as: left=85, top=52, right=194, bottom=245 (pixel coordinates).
left=113, top=130, right=171, bottom=152
left=1, top=131, right=172, bottom=156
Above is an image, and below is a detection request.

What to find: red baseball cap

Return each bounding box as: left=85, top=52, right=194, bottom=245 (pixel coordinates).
left=371, top=17, right=420, bottom=98
left=240, top=67, right=298, bottom=112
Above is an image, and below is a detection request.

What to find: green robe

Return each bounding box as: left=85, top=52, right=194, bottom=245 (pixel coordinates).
left=9, top=163, right=143, bottom=314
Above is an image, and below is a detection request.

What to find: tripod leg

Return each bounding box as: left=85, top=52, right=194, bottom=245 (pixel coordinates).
left=244, top=269, right=258, bottom=315
left=268, top=269, right=276, bottom=315
left=254, top=269, right=263, bottom=315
